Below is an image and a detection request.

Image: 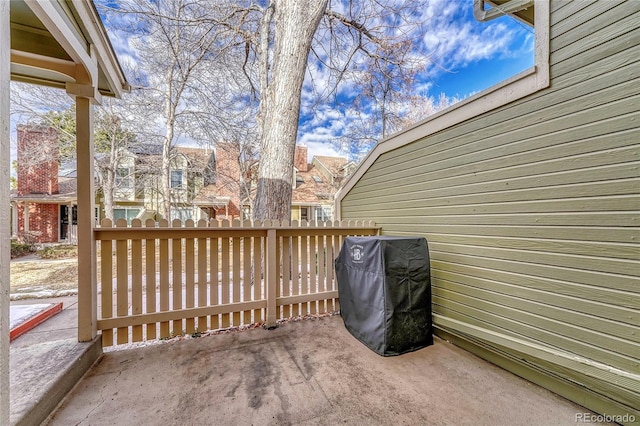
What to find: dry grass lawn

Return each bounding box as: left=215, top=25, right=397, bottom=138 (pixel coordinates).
left=10, top=257, right=79, bottom=295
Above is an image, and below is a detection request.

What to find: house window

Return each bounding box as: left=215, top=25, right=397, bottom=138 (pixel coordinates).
left=113, top=208, right=140, bottom=225
left=170, top=170, right=183, bottom=189
left=312, top=175, right=323, bottom=183
left=116, top=167, right=132, bottom=188
left=300, top=207, right=308, bottom=221
left=315, top=206, right=332, bottom=222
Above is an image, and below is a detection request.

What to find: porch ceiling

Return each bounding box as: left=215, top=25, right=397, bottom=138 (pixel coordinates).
left=9, top=0, right=128, bottom=97
left=487, top=0, right=534, bottom=25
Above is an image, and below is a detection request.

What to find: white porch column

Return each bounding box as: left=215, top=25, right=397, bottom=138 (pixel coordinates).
left=1, top=1, right=11, bottom=422
left=75, top=95, right=97, bottom=341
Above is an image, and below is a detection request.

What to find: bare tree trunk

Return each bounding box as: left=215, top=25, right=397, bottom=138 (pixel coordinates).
left=161, top=131, right=172, bottom=220
left=253, top=0, right=328, bottom=223
left=101, top=131, right=118, bottom=221
left=103, top=169, right=115, bottom=221
left=161, top=67, right=177, bottom=220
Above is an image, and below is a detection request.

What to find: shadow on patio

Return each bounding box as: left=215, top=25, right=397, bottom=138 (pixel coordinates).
left=44, top=315, right=602, bottom=426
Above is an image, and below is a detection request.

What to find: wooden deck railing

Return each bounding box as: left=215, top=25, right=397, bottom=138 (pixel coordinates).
left=94, top=218, right=378, bottom=346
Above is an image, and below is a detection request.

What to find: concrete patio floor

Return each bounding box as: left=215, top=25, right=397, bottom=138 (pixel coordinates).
left=42, top=315, right=609, bottom=426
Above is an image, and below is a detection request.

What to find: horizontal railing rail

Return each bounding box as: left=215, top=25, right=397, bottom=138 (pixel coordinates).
left=95, top=218, right=378, bottom=346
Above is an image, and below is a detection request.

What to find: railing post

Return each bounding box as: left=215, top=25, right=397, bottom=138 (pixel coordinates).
left=266, top=226, right=278, bottom=329
left=75, top=95, right=97, bottom=342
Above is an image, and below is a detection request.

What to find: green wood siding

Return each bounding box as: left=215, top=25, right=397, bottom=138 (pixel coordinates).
left=339, top=1, right=639, bottom=420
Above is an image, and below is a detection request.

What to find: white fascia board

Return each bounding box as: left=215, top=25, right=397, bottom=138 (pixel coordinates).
left=72, top=0, right=129, bottom=97
left=335, top=0, right=549, bottom=220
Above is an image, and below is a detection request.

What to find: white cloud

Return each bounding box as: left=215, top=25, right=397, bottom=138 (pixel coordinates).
left=299, top=138, right=342, bottom=159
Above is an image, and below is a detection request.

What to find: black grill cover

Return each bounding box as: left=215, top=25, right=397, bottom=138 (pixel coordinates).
left=335, top=236, right=433, bottom=356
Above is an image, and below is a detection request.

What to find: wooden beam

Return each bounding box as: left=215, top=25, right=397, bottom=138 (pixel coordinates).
left=76, top=95, right=97, bottom=341
left=10, top=50, right=76, bottom=80
left=277, top=291, right=339, bottom=306
left=93, top=226, right=379, bottom=240
left=97, top=300, right=267, bottom=330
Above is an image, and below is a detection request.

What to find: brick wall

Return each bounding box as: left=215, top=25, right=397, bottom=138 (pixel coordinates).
left=17, top=204, right=59, bottom=243
left=17, top=125, right=59, bottom=196
left=215, top=143, right=242, bottom=219
left=16, top=125, right=60, bottom=243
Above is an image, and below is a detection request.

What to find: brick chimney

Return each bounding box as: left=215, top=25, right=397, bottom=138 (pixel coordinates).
left=214, top=142, right=242, bottom=219
left=294, top=145, right=308, bottom=172
left=17, top=125, right=59, bottom=196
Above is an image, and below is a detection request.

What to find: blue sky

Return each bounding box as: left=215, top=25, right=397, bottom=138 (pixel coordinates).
left=10, top=0, right=534, bottom=166
left=291, top=0, right=534, bottom=160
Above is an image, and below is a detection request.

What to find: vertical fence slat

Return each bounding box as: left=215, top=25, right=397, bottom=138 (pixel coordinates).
left=221, top=219, right=231, bottom=328
left=116, top=218, right=129, bottom=345
left=243, top=220, right=252, bottom=325
left=282, top=232, right=291, bottom=319
left=172, top=219, right=183, bottom=335
left=253, top=225, right=263, bottom=323
left=159, top=219, right=170, bottom=338
left=185, top=219, right=195, bottom=334
left=291, top=221, right=300, bottom=317
left=145, top=219, right=157, bottom=340
left=300, top=220, right=309, bottom=316
left=317, top=224, right=326, bottom=314
left=209, top=219, right=220, bottom=330
left=309, top=223, right=317, bottom=315
left=131, top=219, right=143, bottom=342
left=232, top=219, right=241, bottom=326
left=100, top=219, right=113, bottom=346
left=197, top=219, right=208, bottom=332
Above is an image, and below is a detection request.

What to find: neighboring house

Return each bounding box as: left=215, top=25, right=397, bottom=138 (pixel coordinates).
left=192, top=142, right=246, bottom=221
left=10, top=125, right=78, bottom=244
left=94, top=142, right=251, bottom=223
left=290, top=145, right=352, bottom=222
left=97, top=144, right=227, bottom=223
left=11, top=127, right=247, bottom=234
left=11, top=127, right=352, bottom=236
left=337, top=0, right=639, bottom=421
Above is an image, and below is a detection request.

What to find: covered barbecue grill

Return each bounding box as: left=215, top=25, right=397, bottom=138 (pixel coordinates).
left=335, top=236, right=433, bottom=356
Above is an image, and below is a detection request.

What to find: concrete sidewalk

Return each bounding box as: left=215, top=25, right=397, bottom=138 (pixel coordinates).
left=44, top=315, right=609, bottom=426
left=10, top=296, right=101, bottom=426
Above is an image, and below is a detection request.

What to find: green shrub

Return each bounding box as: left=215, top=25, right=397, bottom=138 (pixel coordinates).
left=11, top=240, right=35, bottom=259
